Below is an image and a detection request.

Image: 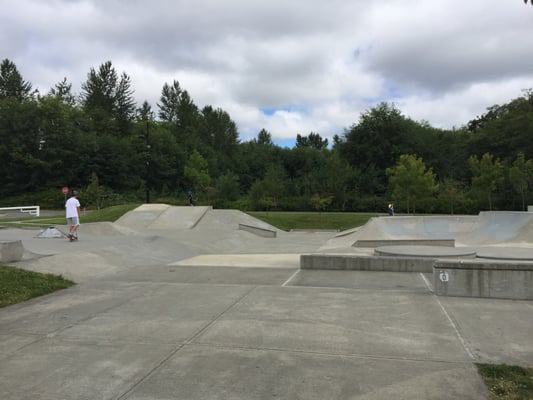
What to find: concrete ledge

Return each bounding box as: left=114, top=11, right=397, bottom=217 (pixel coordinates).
left=0, top=240, right=24, bottom=262
left=238, top=223, right=276, bottom=238
left=300, top=254, right=436, bottom=272
left=375, top=246, right=476, bottom=259
left=353, top=239, right=455, bottom=248
left=433, top=260, right=533, bottom=300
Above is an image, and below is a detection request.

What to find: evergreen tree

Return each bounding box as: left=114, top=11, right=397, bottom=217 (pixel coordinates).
left=255, top=129, right=273, bottom=146
left=0, top=59, right=34, bottom=101
left=49, top=77, right=76, bottom=106
left=81, top=61, right=136, bottom=136
left=295, top=132, right=328, bottom=149
left=158, top=80, right=182, bottom=123
left=136, top=100, right=154, bottom=121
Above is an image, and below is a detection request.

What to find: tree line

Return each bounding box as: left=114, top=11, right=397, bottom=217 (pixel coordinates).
left=1, top=58, right=533, bottom=214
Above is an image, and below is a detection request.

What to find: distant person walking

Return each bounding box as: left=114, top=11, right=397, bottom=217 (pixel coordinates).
left=65, top=190, right=81, bottom=241
left=188, top=190, right=194, bottom=206
left=387, top=203, right=394, bottom=216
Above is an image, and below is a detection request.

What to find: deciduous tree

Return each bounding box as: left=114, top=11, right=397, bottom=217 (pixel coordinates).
left=468, top=153, right=504, bottom=210
left=508, top=152, right=533, bottom=211
left=338, top=102, right=417, bottom=194
left=386, top=154, right=438, bottom=213
left=184, top=150, right=211, bottom=199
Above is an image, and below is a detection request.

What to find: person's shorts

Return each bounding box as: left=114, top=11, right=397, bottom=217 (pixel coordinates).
left=67, top=217, right=80, bottom=227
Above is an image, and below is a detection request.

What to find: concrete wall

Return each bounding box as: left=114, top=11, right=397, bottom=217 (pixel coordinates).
left=0, top=240, right=24, bottom=263
left=354, top=239, right=455, bottom=248
left=433, top=260, right=533, bottom=300
left=238, top=223, right=276, bottom=238
left=300, top=254, right=435, bottom=272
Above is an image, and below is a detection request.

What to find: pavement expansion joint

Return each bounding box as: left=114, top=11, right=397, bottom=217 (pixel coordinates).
left=186, top=342, right=476, bottom=366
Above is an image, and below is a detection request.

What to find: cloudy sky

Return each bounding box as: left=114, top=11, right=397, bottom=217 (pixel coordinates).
left=2, top=0, right=532, bottom=146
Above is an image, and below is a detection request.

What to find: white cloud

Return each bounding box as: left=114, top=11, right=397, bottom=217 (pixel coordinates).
left=2, top=0, right=532, bottom=144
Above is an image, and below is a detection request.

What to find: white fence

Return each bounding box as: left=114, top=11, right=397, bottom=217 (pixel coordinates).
left=0, top=206, right=40, bottom=217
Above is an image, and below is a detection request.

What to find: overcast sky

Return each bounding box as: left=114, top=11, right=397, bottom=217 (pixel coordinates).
left=2, top=0, right=532, bottom=146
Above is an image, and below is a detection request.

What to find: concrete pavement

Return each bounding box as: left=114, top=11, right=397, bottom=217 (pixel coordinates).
left=0, top=205, right=531, bottom=399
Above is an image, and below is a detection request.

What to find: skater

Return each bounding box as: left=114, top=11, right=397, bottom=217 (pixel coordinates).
left=65, top=190, right=81, bottom=241
left=188, top=190, right=194, bottom=206
left=387, top=203, right=394, bottom=216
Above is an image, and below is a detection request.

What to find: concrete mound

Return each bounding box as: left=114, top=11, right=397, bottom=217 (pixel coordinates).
left=36, top=227, right=65, bottom=238
left=114, top=203, right=171, bottom=230
left=115, top=204, right=212, bottom=231
left=79, top=222, right=136, bottom=236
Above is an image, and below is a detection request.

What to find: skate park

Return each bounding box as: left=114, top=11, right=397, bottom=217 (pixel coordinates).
left=0, top=204, right=532, bottom=399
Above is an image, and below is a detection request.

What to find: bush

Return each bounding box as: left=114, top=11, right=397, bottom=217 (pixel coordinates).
left=0, top=188, right=68, bottom=209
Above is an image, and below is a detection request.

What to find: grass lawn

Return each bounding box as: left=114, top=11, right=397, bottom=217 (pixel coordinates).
left=0, top=203, right=141, bottom=228
left=0, top=265, right=75, bottom=308
left=247, top=211, right=378, bottom=231
left=476, top=364, right=533, bottom=399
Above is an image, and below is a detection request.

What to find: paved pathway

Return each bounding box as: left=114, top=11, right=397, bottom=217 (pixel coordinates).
left=0, top=206, right=531, bottom=399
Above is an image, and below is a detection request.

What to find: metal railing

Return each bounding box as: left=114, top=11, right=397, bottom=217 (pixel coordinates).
left=0, top=206, right=40, bottom=217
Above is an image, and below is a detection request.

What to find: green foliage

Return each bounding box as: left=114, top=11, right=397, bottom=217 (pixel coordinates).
left=2, top=58, right=533, bottom=214
left=0, top=188, right=68, bottom=209
left=249, top=165, right=287, bottom=210
left=386, top=154, right=438, bottom=213
left=309, top=193, right=333, bottom=213
left=337, top=102, right=420, bottom=194
left=296, top=132, right=328, bottom=149
left=467, top=91, right=533, bottom=162
left=81, top=61, right=136, bottom=136
left=0, top=58, right=34, bottom=101
left=477, top=363, right=533, bottom=400
left=508, top=152, right=533, bottom=211
left=437, top=179, right=469, bottom=214
left=184, top=150, right=211, bottom=198
left=469, top=153, right=504, bottom=210
left=83, top=173, right=126, bottom=209
left=158, top=80, right=184, bottom=123
left=0, top=265, right=74, bottom=308
left=255, top=128, right=273, bottom=146
left=214, top=172, right=241, bottom=202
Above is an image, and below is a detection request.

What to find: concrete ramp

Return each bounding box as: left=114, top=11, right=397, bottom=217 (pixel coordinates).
left=322, top=216, right=477, bottom=250
left=194, top=209, right=280, bottom=232
left=115, top=204, right=170, bottom=230
left=324, top=212, right=533, bottom=248
left=466, top=211, right=533, bottom=244
left=358, top=216, right=478, bottom=240
left=147, top=206, right=211, bottom=230
left=115, top=204, right=210, bottom=231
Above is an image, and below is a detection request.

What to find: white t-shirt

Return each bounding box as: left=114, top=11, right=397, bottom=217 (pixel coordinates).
left=65, top=197, right=80, bottom=218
